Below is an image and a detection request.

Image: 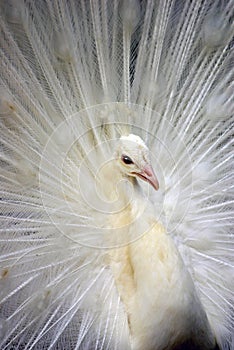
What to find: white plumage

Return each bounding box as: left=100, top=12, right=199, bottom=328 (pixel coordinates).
left=0, top=1, right=233, bottom=349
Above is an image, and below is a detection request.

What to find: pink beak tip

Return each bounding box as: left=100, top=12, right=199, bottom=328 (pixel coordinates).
left=140, top=164, right=159, bottom=191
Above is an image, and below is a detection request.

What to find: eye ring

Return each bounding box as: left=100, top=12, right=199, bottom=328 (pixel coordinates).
left=121, top=155, right=134, bottom=165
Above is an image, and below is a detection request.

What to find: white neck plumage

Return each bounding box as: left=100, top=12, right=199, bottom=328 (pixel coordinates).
left=102, top=162, right=217, bottom=350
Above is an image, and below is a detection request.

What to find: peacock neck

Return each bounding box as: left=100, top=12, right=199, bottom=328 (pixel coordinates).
left=106, top=174, right=217, bottom=350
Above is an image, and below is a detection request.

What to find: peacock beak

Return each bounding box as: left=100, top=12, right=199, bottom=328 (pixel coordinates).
left=133, top=164, right=159, bottom=191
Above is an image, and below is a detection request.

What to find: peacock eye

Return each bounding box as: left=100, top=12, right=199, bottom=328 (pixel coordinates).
left=121, top=155, right=134, bottom=165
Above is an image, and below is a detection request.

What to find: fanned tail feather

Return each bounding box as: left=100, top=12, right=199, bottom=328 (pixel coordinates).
left=0, top=0, right=233, bottom=349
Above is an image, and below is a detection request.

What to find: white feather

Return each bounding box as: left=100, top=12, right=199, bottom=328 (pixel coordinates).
left=0, top=1, right=233, bottom=349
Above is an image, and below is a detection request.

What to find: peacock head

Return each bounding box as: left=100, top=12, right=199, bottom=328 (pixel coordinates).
left=115, top=134, right=159, bottom=190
